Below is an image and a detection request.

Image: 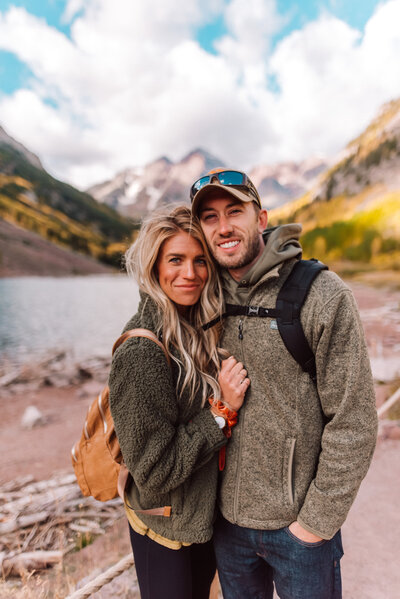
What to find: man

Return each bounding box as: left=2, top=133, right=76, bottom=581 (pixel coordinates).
left=190, top=168, right=378, bottom=599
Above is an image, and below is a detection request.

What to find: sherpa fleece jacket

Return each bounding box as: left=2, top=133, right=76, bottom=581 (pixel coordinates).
left=108, top=293, right=226, bottom=544
left=218, top=224, right=378, bottom=540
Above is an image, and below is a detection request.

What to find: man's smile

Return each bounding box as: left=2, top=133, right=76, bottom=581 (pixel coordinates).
left=218, top=240, right=240, bottom=250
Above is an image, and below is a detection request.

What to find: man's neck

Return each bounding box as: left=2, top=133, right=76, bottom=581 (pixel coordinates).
left=227, top=247, right=265, bottom=282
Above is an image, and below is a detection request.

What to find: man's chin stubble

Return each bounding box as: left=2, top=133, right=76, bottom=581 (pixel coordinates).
left=214, top=236, right=261, bottom=270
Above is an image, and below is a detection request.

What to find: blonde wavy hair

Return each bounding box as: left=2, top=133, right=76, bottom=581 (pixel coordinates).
left=124, top=205, right=223, bottom=405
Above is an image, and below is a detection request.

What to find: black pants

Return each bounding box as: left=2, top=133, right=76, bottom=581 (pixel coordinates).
left=128, top=524, right=216, bottom=599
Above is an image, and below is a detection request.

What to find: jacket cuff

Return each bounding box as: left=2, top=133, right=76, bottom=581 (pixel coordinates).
left=297, top=481, right=346, bottom=540
left=295, top=516, right=334, bottom=541
left=191, top=408, right=227, bottom=451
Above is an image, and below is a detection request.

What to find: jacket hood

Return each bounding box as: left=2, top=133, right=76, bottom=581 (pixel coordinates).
left=221, top=224, right=302, bottom=301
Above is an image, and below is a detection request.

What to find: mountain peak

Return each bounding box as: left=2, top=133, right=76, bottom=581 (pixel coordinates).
left=0, top=125, right=44, bottom=170
left=180, top=148, right=225, bottom=173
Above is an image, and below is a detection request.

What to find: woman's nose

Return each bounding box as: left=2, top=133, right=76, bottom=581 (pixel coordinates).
left=182, top=261, right=195, bottom=278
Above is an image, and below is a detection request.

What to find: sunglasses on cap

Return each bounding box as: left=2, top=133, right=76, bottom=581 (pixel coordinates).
left=190, top=170, right=261, bottom=207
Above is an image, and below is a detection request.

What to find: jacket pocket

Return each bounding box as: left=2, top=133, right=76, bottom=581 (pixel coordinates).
left=283, top=438, right=296, bottom=505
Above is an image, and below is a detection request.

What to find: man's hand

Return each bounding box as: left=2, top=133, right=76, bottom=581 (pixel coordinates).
left=288, top=521, right=323, bottom=543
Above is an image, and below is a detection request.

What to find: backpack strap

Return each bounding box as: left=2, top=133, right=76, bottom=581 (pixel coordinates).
left=112, top=328, right=171, bottom=366
left=112, top=327, right=172, bottom=515
left=202, top=305, right=278, bottom=330
left=276, top=259, right=328, bottom=382
left=201, top=259, right=328, bottom=382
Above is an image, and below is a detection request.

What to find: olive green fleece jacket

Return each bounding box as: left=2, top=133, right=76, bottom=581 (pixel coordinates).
left=218, top=224, right=378, bottom=540
left=108, top=294, right=227, bottom=544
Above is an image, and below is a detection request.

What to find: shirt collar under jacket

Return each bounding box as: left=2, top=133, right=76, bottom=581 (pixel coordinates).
left=220, top=223, right=303, bottom=304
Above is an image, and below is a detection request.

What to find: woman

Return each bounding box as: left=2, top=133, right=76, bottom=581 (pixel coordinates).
left=108, top=206, right=249, bottom=599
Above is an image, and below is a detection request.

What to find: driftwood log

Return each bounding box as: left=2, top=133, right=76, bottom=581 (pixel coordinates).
left=0, top=471, right=124, bottom=578
left=0, top=550, right=63, bottom=577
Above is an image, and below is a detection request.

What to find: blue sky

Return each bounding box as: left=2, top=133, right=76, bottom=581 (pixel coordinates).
left=197, top=0, right=381, bottom=53
left=1, top=0, right=381, bottom=90
left=0, top=0, right=399, bottom=187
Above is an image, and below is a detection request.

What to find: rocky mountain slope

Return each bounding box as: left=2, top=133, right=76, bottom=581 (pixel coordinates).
left=271, top=98, right=400, bottom=272
left=88, top=150, right=328, bottom=216
left=88, top=149, right=224, bottom=218
left=250, top=157, right=327, bottom=209
left=0, top=125, right=43, bottom=170
left=0, top=126, right=137, bottom=274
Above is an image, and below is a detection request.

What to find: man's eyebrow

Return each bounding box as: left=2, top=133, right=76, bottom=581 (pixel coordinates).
left=199, top=201, right=242, bottom=214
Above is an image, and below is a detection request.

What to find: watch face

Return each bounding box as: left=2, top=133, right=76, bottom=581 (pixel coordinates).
left=215, top=416, right=226, bottom=429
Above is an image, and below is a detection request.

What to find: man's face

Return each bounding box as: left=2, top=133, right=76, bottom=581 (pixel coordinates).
left=198, top=195, right=268, bottom=272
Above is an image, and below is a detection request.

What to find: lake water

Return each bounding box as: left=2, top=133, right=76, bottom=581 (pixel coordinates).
left=0, top=274, right=140, bottom=371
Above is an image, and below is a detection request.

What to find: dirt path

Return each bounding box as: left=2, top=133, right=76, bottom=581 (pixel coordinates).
left=341, top=439, right=400, bottom=598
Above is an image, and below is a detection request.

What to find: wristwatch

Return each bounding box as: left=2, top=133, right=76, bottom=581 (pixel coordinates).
left=212, top=413, right=226, bottom=429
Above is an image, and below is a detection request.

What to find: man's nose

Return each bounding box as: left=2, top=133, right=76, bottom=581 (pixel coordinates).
left=218, top=215, right=233, bottom=236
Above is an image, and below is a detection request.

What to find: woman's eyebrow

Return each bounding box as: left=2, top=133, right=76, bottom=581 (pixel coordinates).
left=164, top=252, right=206, bottom=258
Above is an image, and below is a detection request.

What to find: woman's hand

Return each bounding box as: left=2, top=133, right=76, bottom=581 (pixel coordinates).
left=218, top=356, right=250, bottom=411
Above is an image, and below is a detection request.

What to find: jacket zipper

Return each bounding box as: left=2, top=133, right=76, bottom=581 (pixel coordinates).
left=233, top=318, right=245, bottom=521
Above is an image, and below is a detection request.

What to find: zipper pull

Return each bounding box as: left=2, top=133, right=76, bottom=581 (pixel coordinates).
left=238, top=319, right=243, bottom=340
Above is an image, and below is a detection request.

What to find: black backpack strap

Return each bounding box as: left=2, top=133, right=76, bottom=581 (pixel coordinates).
left=225, top=304, right=279, bottom=318
left=276, top=259, right=328, bottom=382
left=202, top=304, right=279, bottom=331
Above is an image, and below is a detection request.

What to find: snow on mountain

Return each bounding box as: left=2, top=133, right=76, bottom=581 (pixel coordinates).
left=88, top=150, right=224, bottom=218
left=88, top=150, right=328, bottom=216
left=249, top=157, right=328, bottom=209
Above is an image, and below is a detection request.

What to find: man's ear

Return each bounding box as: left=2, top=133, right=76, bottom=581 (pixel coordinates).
left=258, top=209, right=268, bottom=231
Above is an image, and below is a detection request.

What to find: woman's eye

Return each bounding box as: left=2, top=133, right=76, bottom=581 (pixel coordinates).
left=169, top=257, right=181, bottom=263
left=196, top=258, right=207, bottom=265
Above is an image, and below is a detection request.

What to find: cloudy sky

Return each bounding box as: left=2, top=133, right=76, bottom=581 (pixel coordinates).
left=1, top=0, right=400, bottom=189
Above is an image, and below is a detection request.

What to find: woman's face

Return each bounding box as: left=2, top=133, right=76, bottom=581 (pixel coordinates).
left=157, top=231, right=209, bottom=314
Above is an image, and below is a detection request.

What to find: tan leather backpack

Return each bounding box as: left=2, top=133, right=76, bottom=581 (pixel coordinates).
left=71, top=328, right=171, bottom=504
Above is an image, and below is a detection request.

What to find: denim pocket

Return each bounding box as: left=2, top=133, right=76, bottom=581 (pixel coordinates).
left=284, top=526, right=327, bottom=547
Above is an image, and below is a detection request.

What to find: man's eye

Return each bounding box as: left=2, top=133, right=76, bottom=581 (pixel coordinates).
left=229, top=209, right=242, bottom=215
left=201, top=214, right=216, bottom=222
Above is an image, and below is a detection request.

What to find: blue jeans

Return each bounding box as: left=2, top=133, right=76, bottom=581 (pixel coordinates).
left=214, top=515, right=343, bottom=599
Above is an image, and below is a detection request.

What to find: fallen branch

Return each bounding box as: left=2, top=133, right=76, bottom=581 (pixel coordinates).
left=0, top=511, right=49, bottom=534
left=0, top=550, right=63, bottom=577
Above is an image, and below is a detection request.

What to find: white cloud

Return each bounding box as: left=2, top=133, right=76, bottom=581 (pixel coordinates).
left=0, top=0, right=400, bottom=188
